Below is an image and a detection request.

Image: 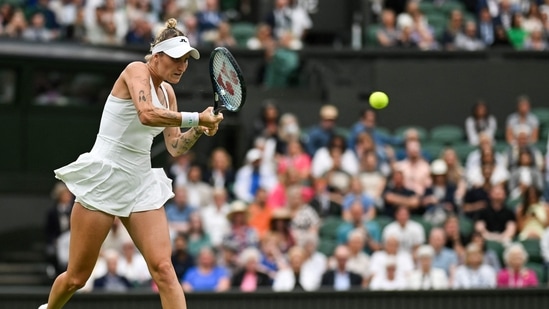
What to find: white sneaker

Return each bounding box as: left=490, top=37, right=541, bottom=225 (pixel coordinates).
left=38, top=304, right=47, bottom=309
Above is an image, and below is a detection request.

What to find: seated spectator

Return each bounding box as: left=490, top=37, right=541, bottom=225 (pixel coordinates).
left=165, top=186, right=196, bottom=235
left=182, top=247, right=230, bottom=292
left=23, top=11, right=56, bottom=41
left=231, top=247, right=272, bottom=291
left=369, top=235, right=414, bottom=278
left=272, top=246, right=319, bottom=291
left=268, top=167, right=310, bottom=211
left=203, top=147, right=236, bottom=198
left=497, top=243, right=539, bottom=288
left=266, top=208, right=296, bottom=253
left=470, top=231, right=502, bottom=272
left=185, top=164, right=213, bottom=208
left=217, top=239, right=240, bottom=277
left=335, top=229, right=371, bottom=282
left=441, top=10, right=464, bottom=50
left=117, top=240, right=151, bottom=287
left=171, top=233, right=195, bottom=281
left=287, top=185, right=320, bottom=243
left=308, top=177, right=343, bottom=218
left=277, top=138, right=311, bottom=182
left=337, top=202, right=382, bottom=253
left=516, top=186, right=548, bottom=240
left=462, top=163, right=494, bottom=220
left=505, top=129, right=544, bottom=171
left=507, top=13, right=528, bottom=50
left=200, top=188, right=230, bottom=248
left=507, top=149, right=544, bottom=200
left=491, top=24, right=512, bottom=48
left=4, top=9, right=27, bottom=38
left=477, top=7, right=497, bottom=47
left=342, top=177, right=376, bottom=221
left=407, top=245, right=449, bottom=290
left=465, top=100, right=497, bottom=146
left=125, top=17, right=153, bottom=45
left=506, top=95, right=540, bottom=145
left=168, top=151, right=194, bottom=186
left=421, top=159, right=458, bottom=225
left=312, top=134, right=359, bottom=180
left=465, top=132, right=506, bottom=173
left=357, top=151, right=389, bottom=207
left=466, top=150, right=509, bottom=189
left=352, top=132, right=391, bottom=173
left=395, top=140, right=432, bottom=196
left=306, top=105, right=344, bottom=156
left=440, top=148, right=467, bottom=204
left=93, top=249, right=132, bottom=292
left=223, top=200, right=259, bottom=253
left=321, top=245, right=363, bottom=291
left=258, top=234, right=285, bottom=278
left=369, top=256, right=407, bottom=290
left=187, top=213, right=212, bottom=257
left=523, top=26, right=547, bottom=51
left=196, top=0, right=224, bottom=45
left=214, top=20, right=236, bottom=47
left=264, top=0, right=293, bottom=39
left=454, top=21, right=486, bottom=51
left=377, top=9, right=399, bottom=47
left=475, top=184, right=517, bottom=245
left=443, top=215, right=468, bottom=263
left=382, top=168, right=421, bottom=218
left=248, top=188, right=273, bottom=239
left=453, top=243, right=496, bottom=289
left=247, top=23, right=275, bottom=50
left=429, top=228, right=458, bottom=279
left=382, top=206, right=425, bottom=254
left=233, top=148, right=278, bottom=203
left=348, top=108, right=401, bottom=153
left=300, top=234, right=327, bottom=289
left=277, top=112, right=304, bottom=155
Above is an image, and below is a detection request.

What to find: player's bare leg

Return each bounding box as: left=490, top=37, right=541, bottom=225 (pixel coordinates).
left=120, top=208, right=186, bottom=309
left=44, top=203, right=114, bottom=309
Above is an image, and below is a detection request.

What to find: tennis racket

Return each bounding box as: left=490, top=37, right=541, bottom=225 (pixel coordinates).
left=209, top=47, right=247, bottom=115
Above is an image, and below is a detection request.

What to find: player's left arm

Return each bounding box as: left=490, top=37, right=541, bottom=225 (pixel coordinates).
left=163, top=83, right=206, bottom=157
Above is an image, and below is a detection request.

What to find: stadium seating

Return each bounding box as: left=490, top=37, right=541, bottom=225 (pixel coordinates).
left=449, top=142, right=475, bottom=164
left=421, top=141, right=445, bottom=159
left=521, top=239, right=544, bottom=264
left=430, top=125, right=465, bottom=145
left=231, top=22, right=257, bottom=48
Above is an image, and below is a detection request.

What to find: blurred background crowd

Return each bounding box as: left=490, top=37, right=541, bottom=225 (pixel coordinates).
left=1, top=0, right=549, bottom=51
left=45, top=93, right=549, bottom=292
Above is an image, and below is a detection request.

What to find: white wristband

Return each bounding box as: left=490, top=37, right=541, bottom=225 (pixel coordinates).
left=180, top=112, right=199, bottom=127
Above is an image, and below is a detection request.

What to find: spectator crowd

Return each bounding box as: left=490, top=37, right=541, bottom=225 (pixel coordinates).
left=44, top=93, right=549, bottom=292
left=2, top=0, right=549, bottom=52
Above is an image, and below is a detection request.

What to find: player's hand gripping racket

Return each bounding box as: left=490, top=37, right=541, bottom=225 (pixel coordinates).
left=209, top=47, right=247, bottom=115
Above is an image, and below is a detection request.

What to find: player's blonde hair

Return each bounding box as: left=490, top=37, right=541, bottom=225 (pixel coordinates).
left=145, top=18, right=185, bottom=61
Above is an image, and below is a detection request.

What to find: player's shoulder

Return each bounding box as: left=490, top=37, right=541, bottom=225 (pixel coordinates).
left=124, top=61, right=149, bottom=74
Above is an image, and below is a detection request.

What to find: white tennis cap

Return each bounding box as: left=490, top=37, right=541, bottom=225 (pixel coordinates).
left=152, top=36, right=200, bottom=59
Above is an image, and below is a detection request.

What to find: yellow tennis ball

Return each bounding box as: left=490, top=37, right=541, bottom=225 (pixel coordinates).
left=369, top=91, right=389, bottom=109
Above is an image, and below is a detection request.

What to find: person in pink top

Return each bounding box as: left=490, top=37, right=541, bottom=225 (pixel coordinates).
left=395, top=140, right=432, bottom=196
left=267, top=167, right=314, bottom=209
left=497, top=243, right=538, bottom=288
left=277, top=138, right=311, bottom=181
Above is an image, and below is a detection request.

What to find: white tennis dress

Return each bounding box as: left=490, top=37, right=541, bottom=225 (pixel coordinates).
left=54, top=79, right=175, bottom=217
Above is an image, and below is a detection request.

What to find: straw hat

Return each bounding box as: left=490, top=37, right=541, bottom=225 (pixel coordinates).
left=226, top=200, right=248, bottom=221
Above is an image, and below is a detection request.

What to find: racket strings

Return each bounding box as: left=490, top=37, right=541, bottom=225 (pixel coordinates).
left=212, top=54, right=242, bottom=110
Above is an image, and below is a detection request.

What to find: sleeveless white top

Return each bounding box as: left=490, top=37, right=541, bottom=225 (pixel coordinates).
left=54, top=79, right=175, bottom=217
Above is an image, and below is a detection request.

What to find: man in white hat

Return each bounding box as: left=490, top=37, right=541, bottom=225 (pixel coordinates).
left=233, top=148, right=277, bottom=203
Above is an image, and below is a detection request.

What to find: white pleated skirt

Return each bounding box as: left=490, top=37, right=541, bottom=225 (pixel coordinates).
left=54, top=136, right=174, bottom=217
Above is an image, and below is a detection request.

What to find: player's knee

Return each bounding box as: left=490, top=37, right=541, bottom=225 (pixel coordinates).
left=67, top=274, right=89, bottom=291
left=149, top=259, right=176, bottom=283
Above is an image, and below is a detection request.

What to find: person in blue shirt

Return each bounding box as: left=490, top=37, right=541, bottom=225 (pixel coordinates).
left=348, top=108, right=402, bottom=153
left=164, top=186, right=196, bottom=233
left=305, top=104, right=345, bottom=156
left=182, top=247, right=230, bottom=292
left=337, top=202, right=381, bottom=253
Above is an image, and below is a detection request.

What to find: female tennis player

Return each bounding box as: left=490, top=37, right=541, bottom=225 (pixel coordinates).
left=39, top=18, right=223, bottom=309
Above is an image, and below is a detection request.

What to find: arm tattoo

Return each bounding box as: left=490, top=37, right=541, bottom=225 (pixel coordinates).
left=172, top=127, right=203, bottom=155
left=138, top=90, right=146, bottom=102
